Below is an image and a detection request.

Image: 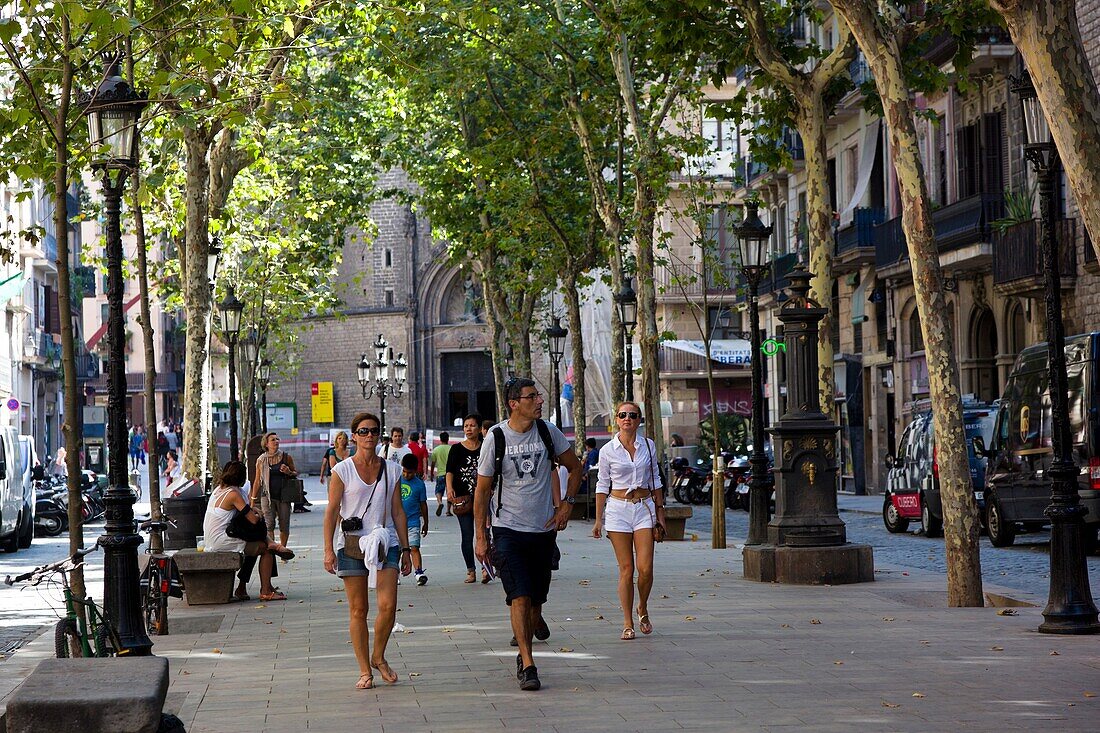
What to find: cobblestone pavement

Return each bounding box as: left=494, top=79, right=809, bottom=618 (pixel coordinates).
left=680, top=494, right=1100, bottom=601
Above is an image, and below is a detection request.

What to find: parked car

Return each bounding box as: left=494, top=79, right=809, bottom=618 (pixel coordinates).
left=17, top=436, right=36, bottom=549
left=974, top=334, right=1100, bottom=551
left=0, top=426, right=24, bottom=552
left=883, top=402, right=996, bottom=536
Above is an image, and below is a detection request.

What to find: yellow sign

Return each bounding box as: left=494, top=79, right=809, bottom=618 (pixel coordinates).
left=311, top=381, right=334, bottom=423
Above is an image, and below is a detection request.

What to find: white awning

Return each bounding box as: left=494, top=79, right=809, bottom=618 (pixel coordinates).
left=664, top=339, right=753, bottom=365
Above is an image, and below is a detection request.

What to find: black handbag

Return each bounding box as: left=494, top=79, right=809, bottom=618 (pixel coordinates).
left=226, top=506, right=268, bottom=542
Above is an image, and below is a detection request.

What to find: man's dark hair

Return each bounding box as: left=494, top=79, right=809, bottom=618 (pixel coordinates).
left=409, top=430, right=420, bottom=441
left=585, top=437, right=597, bottom=449
left=480, top=419, right=494, bottom=432
left=505, top=377, right=536, bottom=403
left=400, top=453, right=418, bottom=471
left=440, top=431, right=449, bottom=443
left=391, top=426, right=404, bottom=436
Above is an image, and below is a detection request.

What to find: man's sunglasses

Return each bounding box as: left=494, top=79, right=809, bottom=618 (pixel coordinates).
left=617, top=411, right=640, bottom=420
left=354, top=426, right=381, bottom=436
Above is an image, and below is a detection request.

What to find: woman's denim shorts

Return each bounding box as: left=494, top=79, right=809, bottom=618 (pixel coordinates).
left=336, top=545, right=400, bottom=577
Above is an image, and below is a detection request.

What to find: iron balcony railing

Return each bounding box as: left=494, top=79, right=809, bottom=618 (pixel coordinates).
left=836, top=207, right=886, bottom=254
left=874, top=193, right=1005, bottom=267
left=992, top=218, right=1077, bottom=287
left=848, top=53, right=872, bottom=87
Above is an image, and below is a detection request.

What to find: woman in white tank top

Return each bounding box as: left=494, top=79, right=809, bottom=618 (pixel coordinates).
left=201, top=461, right=295, bottom=601
left=323, top=412, right=412, bottom=690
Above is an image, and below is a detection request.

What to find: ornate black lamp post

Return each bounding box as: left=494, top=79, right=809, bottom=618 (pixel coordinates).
left=256, top=358, right=271, bottom=433
left=503, top=343, right=516, bottom=379
left=546, top=316, right=568, bottom=429
left=218, top=288, right=244, bottom=460
left=358, top=335, right=407, bottom=437
left=615, top=279, right=638, bottom=401
left=81, top=56, right=152, bottom=655
left=733, top=202, right=775, bottom=546
left=1010, top=70, right=1099, bottom=634
left=239, top=329, right=259, bottom=436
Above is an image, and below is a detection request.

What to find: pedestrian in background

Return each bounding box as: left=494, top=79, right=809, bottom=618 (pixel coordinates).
left=323, top=411, right=413, bottom=690
left=429, top=431, right=451, bottom=517
left=592, top=401, right=665, bottom=640
left=407, top=430, right=429, bottom=476
left=379, top=426, right=410, bottom=464
left=399, top=453, right=430, bottom=586
left=480, top=419, right=493, bottom=440
left=252, top=433, right=298, bottom=549
left=162, top=450, right=181, bottom=484
left=475, top=379, right=583, bottom=692
left=321, top=431, right=350, bottom=488
left=445, top=415, right=482, bottom=582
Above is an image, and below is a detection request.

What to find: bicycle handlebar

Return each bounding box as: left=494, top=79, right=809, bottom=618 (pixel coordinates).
left=4, top=546, right=99, bottom=586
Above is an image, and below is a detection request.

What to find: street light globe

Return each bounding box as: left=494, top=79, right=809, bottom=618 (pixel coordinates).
left=240, top=329, right=259, bottom=365
left=207, top=236, right=222, bottom=285
left=218, top=286, right=244, bottom=339
left=80, top=57, right=148, bottom=170
left=357, top=354, right=371, bottom=387
left=615, top=279, right=638, bottom=330
left=257, top=358, right=271, bottom=387
left=373, top=334, right=388, bottom=364
left=395, top=353, right=408, bottom=384
left=546, top=316, right=568, bottom=362
left=733, top=202, right=774, bottom=277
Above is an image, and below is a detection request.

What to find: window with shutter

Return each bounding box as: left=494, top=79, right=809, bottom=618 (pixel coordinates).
left=47, top=286, right=60, bottom=334
left=982, top=112, right=1004, bottom=195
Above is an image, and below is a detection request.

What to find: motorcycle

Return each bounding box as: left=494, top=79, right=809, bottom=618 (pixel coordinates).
left=34, top=478, right=68, bottom=537
left=670, top=457, right=710, bottom=505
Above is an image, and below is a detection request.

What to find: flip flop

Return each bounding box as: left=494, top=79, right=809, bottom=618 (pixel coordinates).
left=259, top=591, right=287, bottom=601
left=639, top=612, right=653, bottom=635
left=621, top=627, right=636, bottom=640
left=371, top=659, right=398, bottom=684
left=355, top=673, right=374, bottom=690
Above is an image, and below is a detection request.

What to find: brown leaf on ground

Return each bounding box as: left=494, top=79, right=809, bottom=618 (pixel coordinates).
left=996, top=608, right=1017, bottom=616
left=990, top=646, right=1004, bottom=651
left=409, top=672, right=421, bottom=677
left=559, top=647, right=573, bottom=653
left=882, top=617, right=895, bottom=622
left=660, top=594, right=670, bottom=599
left=212, top=649, right=222, bottom=654
left=1049, top=650, right=1060, bottom=656
left=833, top=661, right=843, bottom=665
left=912, top=692, right=925, bottom=698
left=595, top=615, right=604, bottom=620
left=881, top=701, right=900, bottom=708
left=684, top=615, right=697, bottom=621
left=780, top=624, right=791, bottom=628
left=1084, top=692, right=1096, bottom=698
left=442, top=628, right=456, bottom=633
left=810, top=619, right=822, bottom=625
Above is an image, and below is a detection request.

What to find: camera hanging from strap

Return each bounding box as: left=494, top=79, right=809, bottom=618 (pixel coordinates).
left=492, top=420, right=557, bottom=518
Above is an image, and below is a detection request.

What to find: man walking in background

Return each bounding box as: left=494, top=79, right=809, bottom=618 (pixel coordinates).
left=429, top=431, right=452, bottom=516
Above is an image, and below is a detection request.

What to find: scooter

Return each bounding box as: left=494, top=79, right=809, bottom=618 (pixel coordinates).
left=670, top=457, right=710, bottom=505
left=34, top=478, right=69, bottom=537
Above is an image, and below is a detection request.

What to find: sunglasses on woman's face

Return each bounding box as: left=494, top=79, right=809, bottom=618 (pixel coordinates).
left=354, top=426, right=381, bottom=436
left=617, top=411, right=640, bottom=420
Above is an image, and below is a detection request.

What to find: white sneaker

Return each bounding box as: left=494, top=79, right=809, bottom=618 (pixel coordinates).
left=416, top=572, right=428, bottom=586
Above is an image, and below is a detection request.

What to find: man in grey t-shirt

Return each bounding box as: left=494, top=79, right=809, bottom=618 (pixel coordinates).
left=475, top=378, right=583, bottom=692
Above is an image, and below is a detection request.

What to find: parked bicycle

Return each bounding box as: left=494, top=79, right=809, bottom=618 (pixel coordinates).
left=139, top=517, right=182, bottom=636
left=4, top=546, right=128, bottom=658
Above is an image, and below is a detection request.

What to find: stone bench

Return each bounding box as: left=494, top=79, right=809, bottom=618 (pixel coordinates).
left=4, top=657, right=169, bottom=733
left=663, top=505, right=693, bottom=540
left=174, top=549, right=241, bottom=605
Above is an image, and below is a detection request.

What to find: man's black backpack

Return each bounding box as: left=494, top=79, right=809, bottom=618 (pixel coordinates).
left=491, top=419, right=556, bottom=518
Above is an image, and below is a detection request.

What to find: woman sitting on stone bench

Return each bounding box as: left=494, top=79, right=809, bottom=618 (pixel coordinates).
left=203, top=461, right=295, bottom=601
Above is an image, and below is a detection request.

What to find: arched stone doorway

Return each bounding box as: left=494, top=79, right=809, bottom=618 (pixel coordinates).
left=970, top=307, right=998, bottom=403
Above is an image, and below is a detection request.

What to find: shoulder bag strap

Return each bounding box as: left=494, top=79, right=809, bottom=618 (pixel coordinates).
left=535, top=419, right=557, bottom=469
left=493, top=427, right=505, bottom=518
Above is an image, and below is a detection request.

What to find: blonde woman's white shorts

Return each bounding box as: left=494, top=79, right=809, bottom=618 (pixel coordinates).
left=604, top=496, right=656, bottom=533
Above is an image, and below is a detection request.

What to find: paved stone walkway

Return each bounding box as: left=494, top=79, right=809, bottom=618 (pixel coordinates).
left=2, top=498, right=1099, bottom=732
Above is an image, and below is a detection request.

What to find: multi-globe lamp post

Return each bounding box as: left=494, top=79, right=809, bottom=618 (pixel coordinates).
left=615, top=279, right=638, bottom=402
left=80, top=56, right=152, bottom=655
left=732, top=202, right=775, bottom=547
left=1009, top=70, right=1099, bottom=634
left=357, top=335, right=407, bottom=437
left=546, top=317, right=568, bottom=429
left=217, top=288, right=244, bottom=461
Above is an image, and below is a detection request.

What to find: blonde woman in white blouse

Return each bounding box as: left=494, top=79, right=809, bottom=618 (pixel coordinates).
left=592, top=401, right=666, bottom=639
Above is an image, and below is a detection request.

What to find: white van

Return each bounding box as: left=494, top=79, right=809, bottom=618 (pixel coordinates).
left=17, top=435, right=37, bottom=549
left=0, top=426, right=24, bottom=552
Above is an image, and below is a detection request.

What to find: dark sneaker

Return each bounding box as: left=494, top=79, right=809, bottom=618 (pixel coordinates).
left=534, top=617, right=550, bottom=641
left=518, top=665, right=540, bottom=691
left=435, top=504, right=443, bottom=517
left=510, top=635, right=518, bottom=647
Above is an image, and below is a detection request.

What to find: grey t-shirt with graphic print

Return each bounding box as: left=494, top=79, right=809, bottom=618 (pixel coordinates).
left=477, top=419, right=571, bottom=534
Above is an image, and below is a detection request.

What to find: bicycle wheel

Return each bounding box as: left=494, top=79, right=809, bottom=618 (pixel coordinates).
left=144, top=565, right=168, bottom=636
left=54, top=618, right=83, bottom=658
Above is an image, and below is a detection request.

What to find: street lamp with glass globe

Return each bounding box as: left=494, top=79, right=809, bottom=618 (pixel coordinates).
left=256, top=358, right=272, bottom=433
left=615, top=279, right=638, bottom=401
left=358, top=335, right=407, bottom=437
left=546, top=316, right=568, bottom=429
left=733, top=202, right=775, bottom=547
left=239, top=329, right=259, bottom=436
left=1010, top=69, right=1099, bottom=635
left=80, top=54, right=152, bottom=656
left=218, top=288, right=244, bottom=460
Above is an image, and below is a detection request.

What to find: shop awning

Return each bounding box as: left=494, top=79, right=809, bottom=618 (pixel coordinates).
left=0, top=271, right=26, bottom=305
left=663, top=339, right=753, bottom=365
left=85, top=294, right=142, bottom=350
